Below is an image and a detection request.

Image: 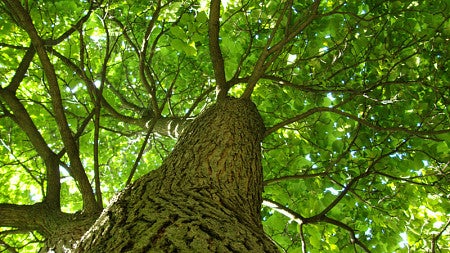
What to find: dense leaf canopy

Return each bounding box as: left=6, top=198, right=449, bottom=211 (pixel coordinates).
left=1, top=0, right=449, bottom=252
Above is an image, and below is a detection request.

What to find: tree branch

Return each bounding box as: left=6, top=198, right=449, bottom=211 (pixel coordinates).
left=139, top=0, right=162, bottom=114
left=431, top=218, right=450, bottom=253
left=313, top=140, right=408, bottom=220
left=320, top=216, right=371, bottom=253
left=0, top=89, right=61, bottom=209
left=3, top=0, right=98, bottom=213
left=262, top=198, right=305, bottom=224
left=91, top=12, right=114, bottom=210
left=264, top=106, right=450, bottom=138
left=126, top=118, right=158, bottom=185
left=49, top=47, right=191, bottom=138
left=313, top=169, right=371, bottom=219
left=264, top=172, right=329, bottom=186
left=262, top=198, right=372, bottom=252
left=5, top=45, right=35, bottom=93
left=44, top=2, right=96, bottom=46
left=241, top=0, right=321, bottom=99
left=0, top=203, right=47, bottom=235
left=209, top=0, right=228, bottom=99
left=0, top=238, right=18, bottom=253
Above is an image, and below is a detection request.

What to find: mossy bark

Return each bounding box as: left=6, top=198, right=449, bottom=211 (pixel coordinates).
left=76, top=97, right=279, bottom=252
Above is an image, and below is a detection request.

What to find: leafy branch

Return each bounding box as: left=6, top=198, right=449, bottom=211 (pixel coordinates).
left=262, top=198, right=371, bottom=252
left=263, top=136, right=413, bottom=252
left=264, top=106, right=450, bottom=138
left=241, top=0, right=322, bottom=99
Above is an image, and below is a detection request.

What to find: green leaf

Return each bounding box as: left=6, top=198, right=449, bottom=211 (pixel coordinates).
left=332, top=140, right=344, bottom=153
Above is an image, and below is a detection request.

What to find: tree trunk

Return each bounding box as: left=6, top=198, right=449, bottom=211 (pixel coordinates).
left=75, top=97, right=279, bottom=252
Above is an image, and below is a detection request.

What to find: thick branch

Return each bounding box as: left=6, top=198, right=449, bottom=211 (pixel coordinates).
left=209, top=0, right=228, bottom=99
left=0, top=89, right=60, bottom=208
left=0, top=203, right=98, bottom=252
left=0, top=203, right=48, bottom=235
left=3, top=0, right=98, bottom=213
left=5, top=45, right=35, bottom=93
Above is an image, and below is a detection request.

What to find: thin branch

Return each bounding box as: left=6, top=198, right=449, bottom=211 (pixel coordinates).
left=49, top=47, right=190, bottom=137
left=57, top=109, right=96, bottom=159
left=0, top=238, right=18, bottom=253
left=183, top=86, right=215, bottom=118
left=262, top=199, right=371, bottom=252
left=44, top=2, right=96, bottom=46
left=48, top=48, right=138, bottom=122
left=106, top=78, right=144, bottom=113
left=314, top=169, right=371, bottom=219
left=126, top=30, right=178, bottom=183
left=126, top=118, right=158, bottom=185
left=264, top=106, right=450, bottom=138
left=375, top=170, right=442, bottom=187
left=313, top=139, right=408, bottom=220
left=264, top=172, right=329, bottom=186
left=0, top=42, right=28, bottom=50
left=0, top=140, right=43, bottom=189
left=262, top=199, right=305, bottom=224
left=241, top=0, right=321, bottom=99
left=320, top=216, right=371, bottom=253
left=431, top=218, right=450, bottom=253
left=110, top=16, right=140, bottom=54
left=299, top=223, right=307, bottom=253
left=92, top=11, right=115, bottom=209
left=139, top=0, right=162, bottom=114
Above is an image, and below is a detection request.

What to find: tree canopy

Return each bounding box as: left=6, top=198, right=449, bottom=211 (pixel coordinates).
left=1, top=0, right=449, bottom=252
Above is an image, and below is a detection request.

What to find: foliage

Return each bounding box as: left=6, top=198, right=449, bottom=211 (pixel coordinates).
left=1, top=0, right=449, bottom=252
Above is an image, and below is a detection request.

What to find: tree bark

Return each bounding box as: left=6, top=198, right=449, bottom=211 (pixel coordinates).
left=76, top=97, right=279, bottom=252
left=0, top=202, right=97, bottom=253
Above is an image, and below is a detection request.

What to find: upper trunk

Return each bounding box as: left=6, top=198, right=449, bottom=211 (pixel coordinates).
left=75, top=97, right=278, bottom=252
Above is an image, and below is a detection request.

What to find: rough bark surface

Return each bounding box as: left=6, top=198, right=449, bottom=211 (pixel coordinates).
left=39, top=212, right=98, bottom=253
left=0, top=202, right=98, bottom=253
left=76, top=97, right=279, bottom=252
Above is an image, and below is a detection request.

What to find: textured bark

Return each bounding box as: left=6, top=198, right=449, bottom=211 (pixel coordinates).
left=76, top=97, right=279, bottom=252
left=0, top=202, right=98, bottom=252
left=39, top=212, right=97, bottom=253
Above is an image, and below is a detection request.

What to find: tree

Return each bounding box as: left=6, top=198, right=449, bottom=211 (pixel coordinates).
left=0, top=0, right=449, bottom=252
